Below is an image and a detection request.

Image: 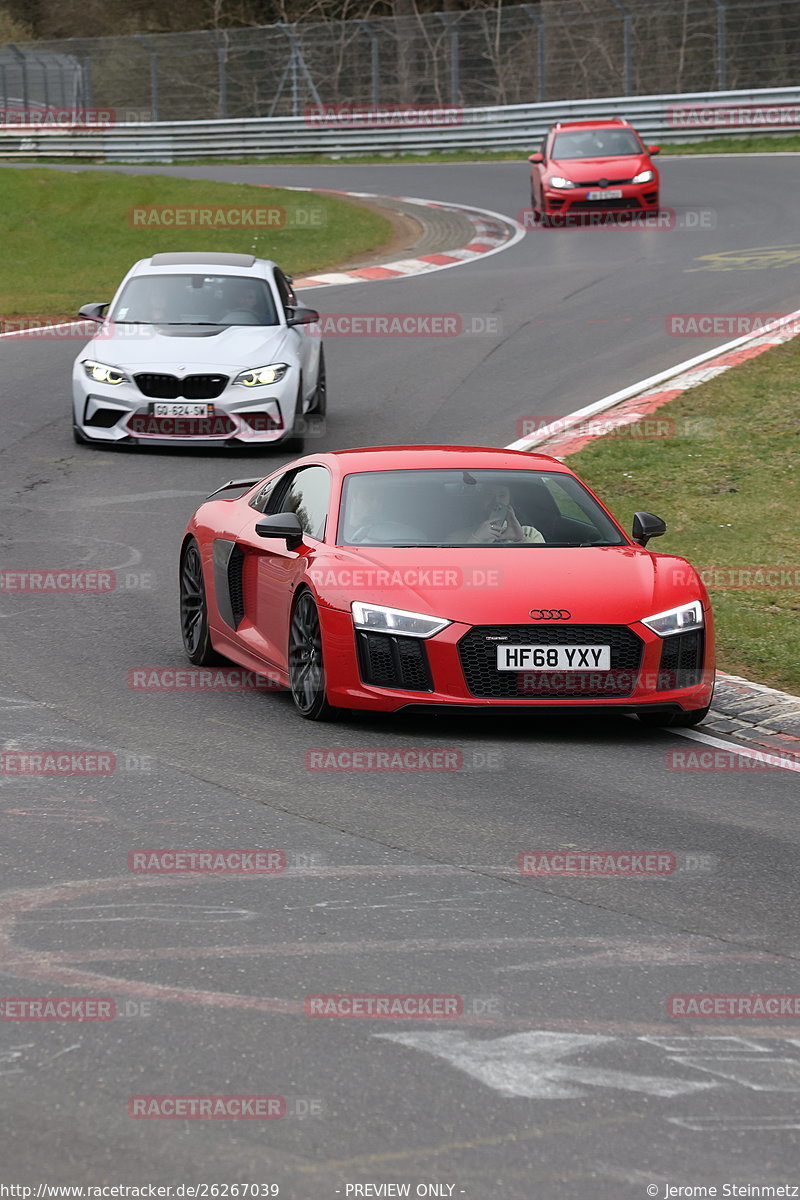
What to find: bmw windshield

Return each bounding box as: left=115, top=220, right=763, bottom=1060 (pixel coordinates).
left=110, top=274, right=280, bottom=326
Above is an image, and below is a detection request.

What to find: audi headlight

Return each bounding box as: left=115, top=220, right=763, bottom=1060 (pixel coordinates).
left=234, top=364, right=288, bottom=387
left=641, top=600, right=704, bottom=637
left=82, top=359, right=129, bottom=385
left=632, top=169, right=655, bottom=184
left=351, top=601, right=450, bottom=639
left=549, top=176, right=577, bottom=189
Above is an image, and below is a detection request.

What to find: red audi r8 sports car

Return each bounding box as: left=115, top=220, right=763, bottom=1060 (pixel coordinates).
left=179, top=446, right=714, bottom=724
left=528, top=117, right=660, bottom=224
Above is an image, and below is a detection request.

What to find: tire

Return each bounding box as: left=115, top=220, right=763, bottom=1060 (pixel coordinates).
left=288, top=590, right=338, bottom=721
left=278, top=377, right=305, bottom=453
left=637, top=704, right=711, bottom=729
left=308, top=348, right=327, bottom=417
left=179, top=538, right=224, bottom=666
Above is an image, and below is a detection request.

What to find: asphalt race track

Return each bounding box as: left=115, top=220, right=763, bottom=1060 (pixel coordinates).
left=1, top=156, right=800, bottom=1198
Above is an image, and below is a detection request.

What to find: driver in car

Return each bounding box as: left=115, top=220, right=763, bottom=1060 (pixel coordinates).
left=449, top=484, right=545, bottom=544
left=219, top=280, right=272, bottom=325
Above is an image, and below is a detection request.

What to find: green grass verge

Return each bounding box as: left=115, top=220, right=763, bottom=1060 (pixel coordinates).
left=0, top=168, right=391, bottom=317
left=565, top=338, right=800, bottom=694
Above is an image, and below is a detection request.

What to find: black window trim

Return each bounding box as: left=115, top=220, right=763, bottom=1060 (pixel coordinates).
left=270, top=463, right=332, bottom=542
left=248, top=472, right=285, bottom=514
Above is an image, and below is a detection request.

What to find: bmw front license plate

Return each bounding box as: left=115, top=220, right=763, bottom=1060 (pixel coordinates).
left=152, top=402, right=211, bottom=417
left=496, top=645, right=611, bottom=671
left=586, top=190, right=623, bottom=200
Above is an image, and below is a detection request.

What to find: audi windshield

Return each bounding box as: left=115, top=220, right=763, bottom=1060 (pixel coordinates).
left=337, top=469, right=627, bottom=547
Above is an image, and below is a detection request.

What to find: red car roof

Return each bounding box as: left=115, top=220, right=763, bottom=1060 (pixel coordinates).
left=553, top=118, right=630, bottom=130
left=311, top=445, right=570, bottom=474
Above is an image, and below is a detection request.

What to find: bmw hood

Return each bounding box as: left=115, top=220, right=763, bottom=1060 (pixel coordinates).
left=78, top=323, right=292, bottom=370
left=310, top=545, right=706, bottom=628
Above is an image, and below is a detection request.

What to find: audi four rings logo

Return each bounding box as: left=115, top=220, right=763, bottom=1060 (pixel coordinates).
left=529, top=609, right=571, bottom=620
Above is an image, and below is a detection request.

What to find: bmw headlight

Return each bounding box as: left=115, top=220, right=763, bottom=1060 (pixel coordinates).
left=632, top=169, right=655, bottom=184
left=351, top=601, right=450, bottom=639
left=82, top=359, right=129, bottom=385
left=549, top=176, right=577, bottom=189
left=641, top=600, right=704, bottom=637
left=234, top=364, right=288, bottom=387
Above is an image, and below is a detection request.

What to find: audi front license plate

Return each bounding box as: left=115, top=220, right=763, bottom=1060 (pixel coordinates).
left=152, top=402, right=211, bottom=418
left=496, top=645, right=611, bottom=671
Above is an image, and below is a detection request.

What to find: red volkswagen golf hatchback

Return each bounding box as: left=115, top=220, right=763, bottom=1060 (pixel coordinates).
left=529, top=118, right=660, bottom=224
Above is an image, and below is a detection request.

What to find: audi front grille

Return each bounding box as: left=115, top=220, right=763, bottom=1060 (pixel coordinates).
left=458, top=624, right=644, bottom=699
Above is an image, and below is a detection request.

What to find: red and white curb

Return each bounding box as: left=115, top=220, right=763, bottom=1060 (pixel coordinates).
left=0, top=193, right=523, bottom=342
left=275, top=188, right=524, bottom=289
left=506, top=308, right=800, bottom=456
left=504, top=313, right=800, bottom=758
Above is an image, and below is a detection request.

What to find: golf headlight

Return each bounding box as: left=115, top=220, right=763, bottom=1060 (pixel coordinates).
left=83, top=359, right=129, bottom=385
left=641, top=600, right=704, bottom=637
left=234, top=364, right=288, bottom=387
left=351, top=601, right=450, bottom=639
left=632, top=169, right=655, bottom=184
left=549, top=176, right=576, bottom=189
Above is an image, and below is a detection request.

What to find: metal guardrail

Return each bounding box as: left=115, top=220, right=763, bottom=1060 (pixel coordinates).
left=1, top=86, right=799, bottom=162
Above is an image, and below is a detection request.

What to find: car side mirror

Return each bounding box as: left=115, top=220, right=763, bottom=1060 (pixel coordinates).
left=255, top=511, right=304, bottom=549
left=647, top=144, right=661, bottom=155
left=78, top=302, right=109, bottom=322
left=632, top=511, right=666, bottom=546
left=528, top=153, right=544, bottom=164
left=286, top=306, right=319, bottom=327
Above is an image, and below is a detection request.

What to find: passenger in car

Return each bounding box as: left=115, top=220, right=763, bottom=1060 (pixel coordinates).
left=448, top=485, right=545, bottom=544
